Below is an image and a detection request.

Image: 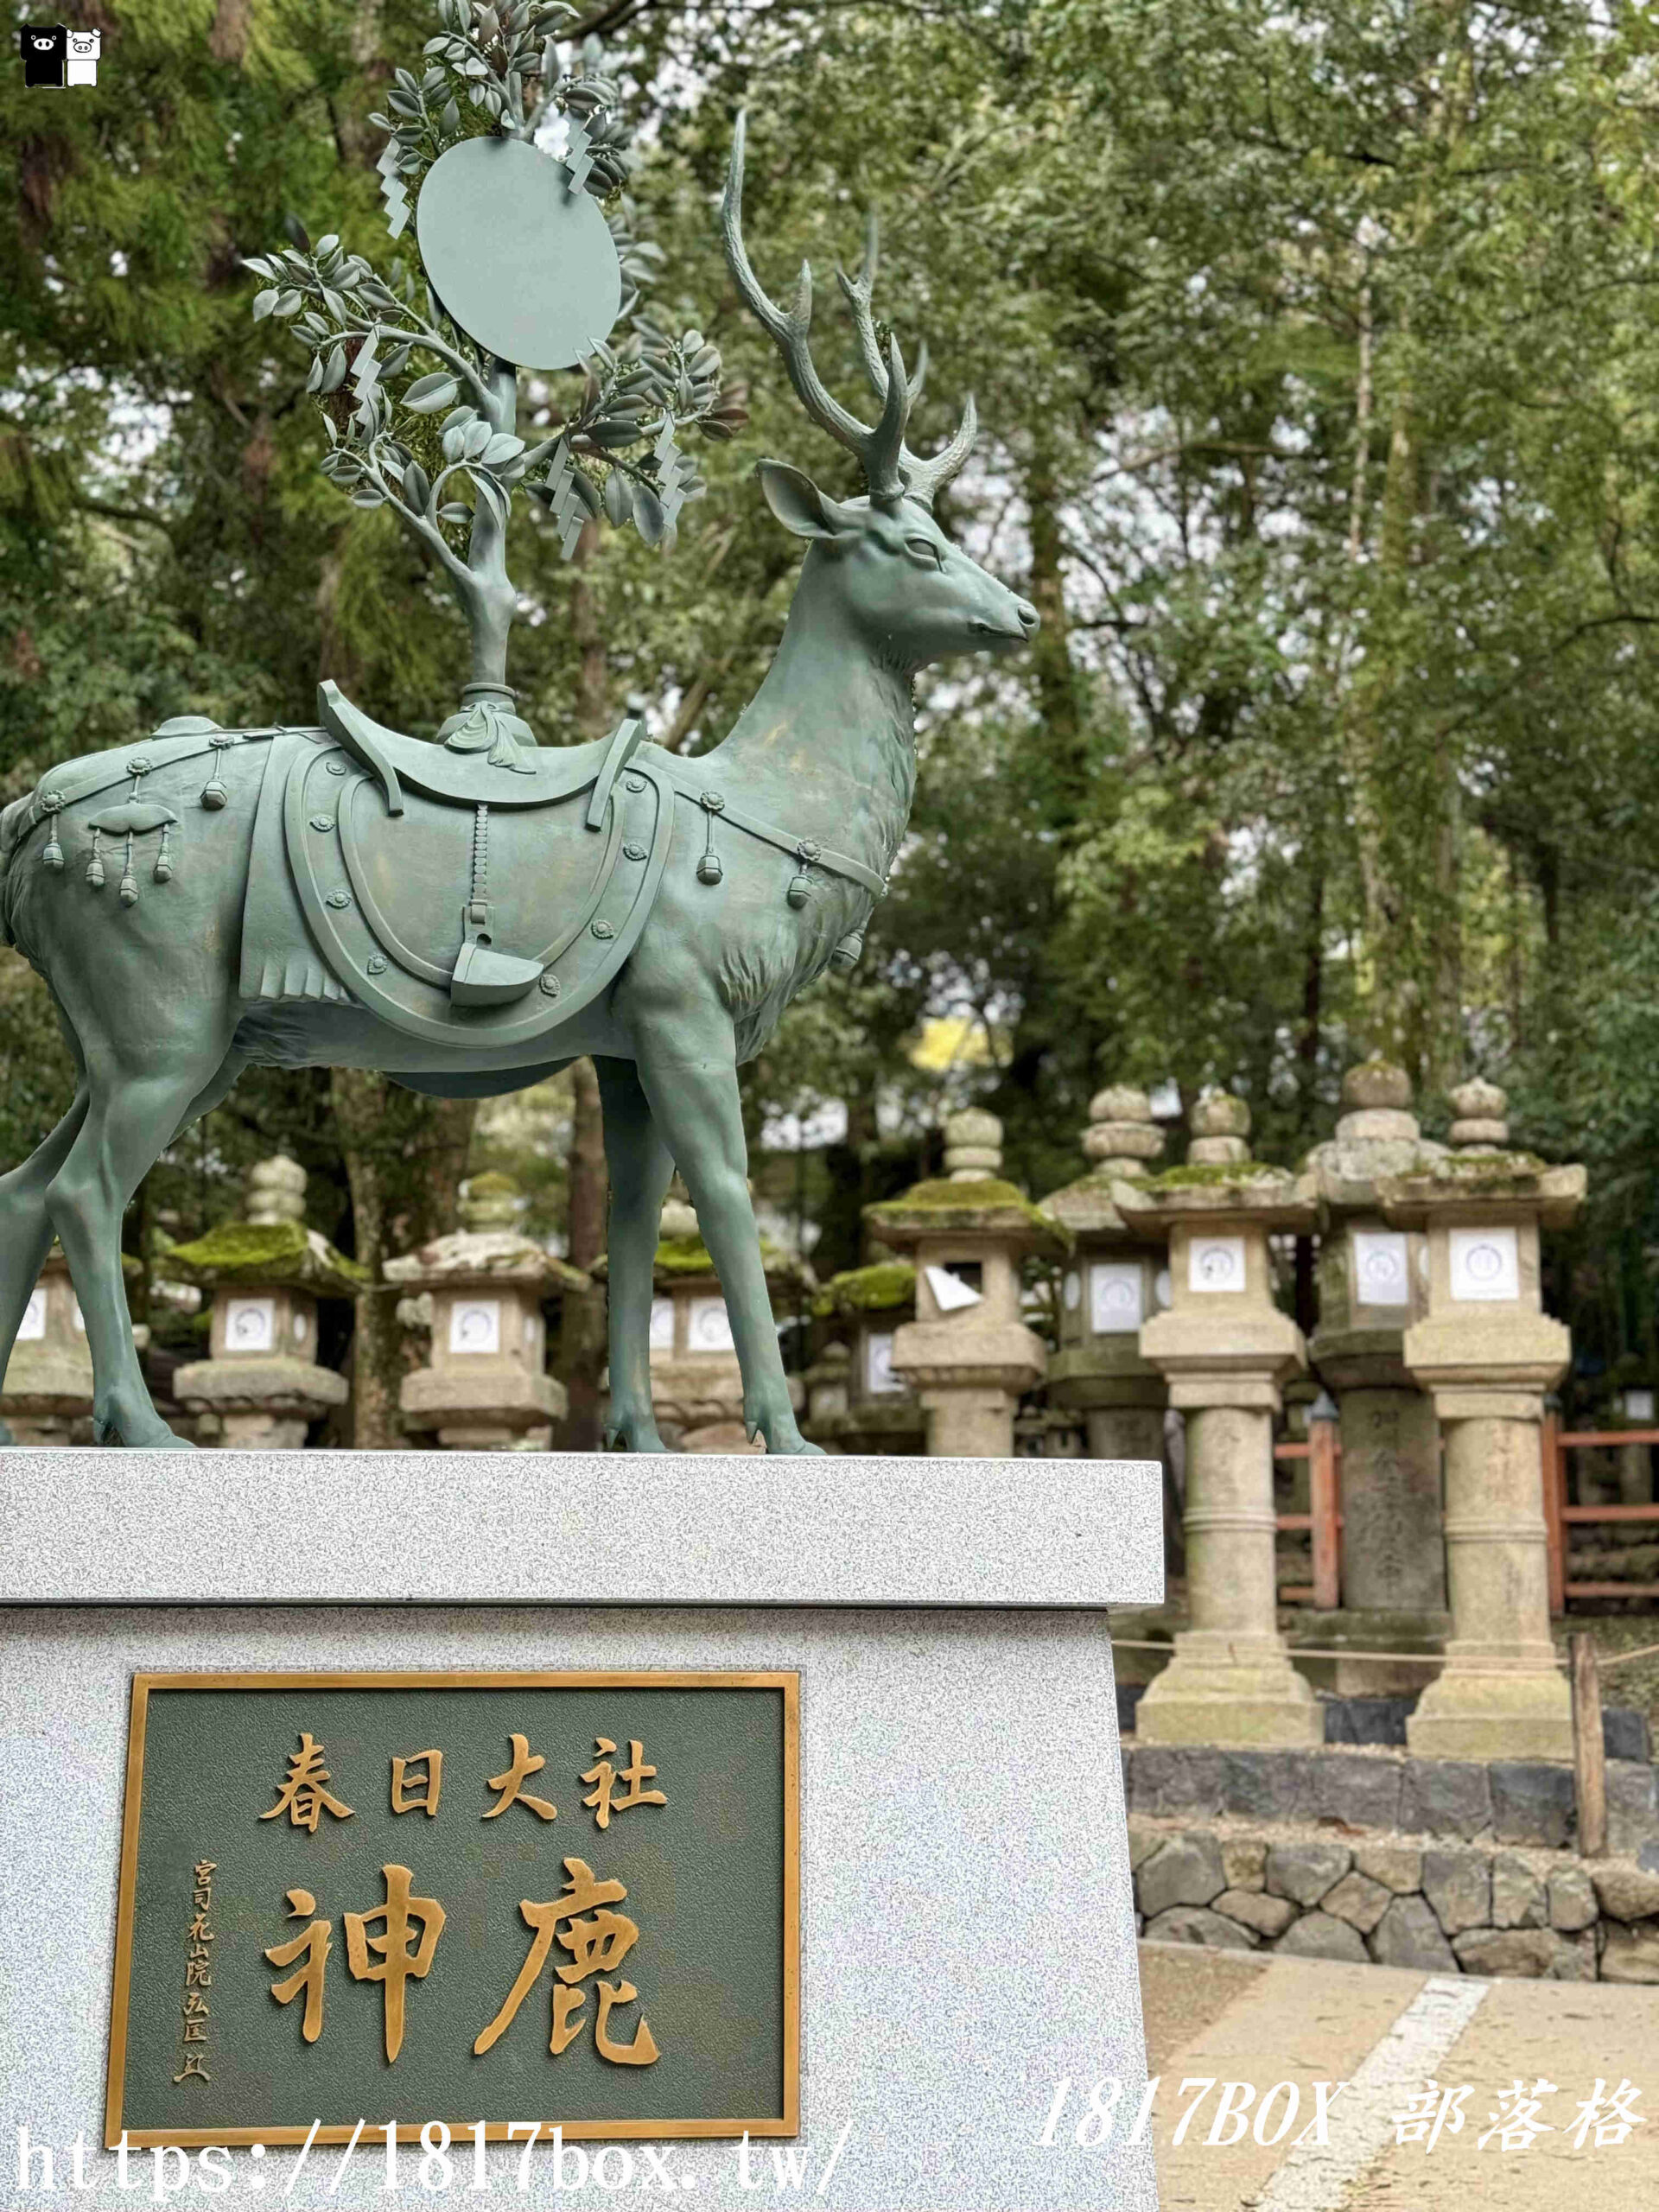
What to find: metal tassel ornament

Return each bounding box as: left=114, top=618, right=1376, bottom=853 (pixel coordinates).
left=200, top=733, right=233, bottom=809
left=787, top=838, right=822, bottom=909
left=40, top=792, right=63, bottom=873
left=118, top=831, right=138, bottom=906
left=697, top=788, right=725, bottom=885
left=153, top=822, right=174, bottom=883
left=86, top=826, right=105, bottom=890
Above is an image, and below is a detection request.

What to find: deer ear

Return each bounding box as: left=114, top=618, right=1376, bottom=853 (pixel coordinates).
left=756, top=461, right=859, bottom=540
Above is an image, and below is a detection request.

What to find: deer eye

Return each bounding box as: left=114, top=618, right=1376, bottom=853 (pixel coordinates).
left=905, top=537, right=944, bottom=569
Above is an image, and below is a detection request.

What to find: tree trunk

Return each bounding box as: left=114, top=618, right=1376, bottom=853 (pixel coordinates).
left=557, top=519, right=615, bottom=1449
left=1338, top=24, right=1474, bottom=1084
left=1024, top=443, right=1087, bottom=805
left=560, top=1054, right=610, bottom=1450
left=331, top=1070, right=475, bottom=1447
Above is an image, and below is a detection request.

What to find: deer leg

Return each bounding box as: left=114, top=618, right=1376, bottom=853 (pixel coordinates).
left=630, top=1025, right=820, bottom=1456
left=45, top=1052, right=232, bottom=1450
left=168, top=1049, right=251, bottom=1145
left=594, top=1055, right=674, bottom=1452
left=0, top=991, right=90, bottom=1400
left=0, top=1084, right=91, bottom=1393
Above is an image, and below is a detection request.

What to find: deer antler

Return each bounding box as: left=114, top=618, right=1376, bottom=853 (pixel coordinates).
left=721, top=113, right=976, bottom=509
left=836, top=215, right=977, bottom=512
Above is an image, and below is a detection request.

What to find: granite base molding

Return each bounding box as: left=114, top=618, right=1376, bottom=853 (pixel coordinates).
left=1128, top=1817, right=1659, bottom=1982
left=1120, top=1740, right=1659, bottom=1855
left=1115, top=1682, right=1653, bottom=1762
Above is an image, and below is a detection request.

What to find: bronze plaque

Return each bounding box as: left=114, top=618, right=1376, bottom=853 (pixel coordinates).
left=107, top=1672, right=798, bottom=2147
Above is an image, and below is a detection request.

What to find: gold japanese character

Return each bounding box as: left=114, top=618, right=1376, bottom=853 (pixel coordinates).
left=344, top=1864, right=446, bottom=2063
left=474, top=1857, right=658, bottom=2066
left=188, top=1911, right=215, bottom=1943
left=259, top=1732, right=353, bottom=1833
left=582, top=1738, right=666, bottom=1829
left=172, top=2053, right=211, bottom=2084
left=391, top=1749, right=443, bottom=1817
left=266, top=1886, right=331, bottom=2045
left=594, top=1980, right=659, bottom=2065
left=184, top=1954, right=212, bottom=1988
left=482, top=1732, right=556, bottom=1822
left=193, top=1860, right=216, bottom=1884
left=181, top=1990, right=210, bottom=2045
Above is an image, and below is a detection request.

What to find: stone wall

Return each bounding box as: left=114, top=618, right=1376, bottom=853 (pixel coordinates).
left=1128, top=1818, right=1659, bottom=1981
left=1122, top=1741, right=1659, bottom=1854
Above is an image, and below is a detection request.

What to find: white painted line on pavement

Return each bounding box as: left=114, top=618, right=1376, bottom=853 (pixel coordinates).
left=1249, top=1974, right=1490, bottom=2212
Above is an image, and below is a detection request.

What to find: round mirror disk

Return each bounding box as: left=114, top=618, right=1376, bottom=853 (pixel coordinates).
left=415, top=137, right=622, bottom=371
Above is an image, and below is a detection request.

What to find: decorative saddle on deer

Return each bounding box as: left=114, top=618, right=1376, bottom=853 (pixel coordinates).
left=235, top=681, right=884, bottom=1047
left=232, top=681, right=671, bottom=1051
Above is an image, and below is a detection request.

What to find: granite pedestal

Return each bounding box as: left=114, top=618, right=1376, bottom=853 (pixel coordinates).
left=1, top=1452, right=1162, bottom=2211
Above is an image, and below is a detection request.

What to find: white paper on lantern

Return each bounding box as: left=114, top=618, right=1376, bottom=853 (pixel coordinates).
left=1188, top=1236, right=1246, bottom=1294
left=648, top=1297, right=676, bottom=1352
left=449, top=1298, right=502, bottom=1354
left=924, top=1264, right=982, bottom=1313
left=1063, top=1270, right=1081, bottom=1313
left=1448, top=1226, right=1520, bottom=1303
left=16, top=1289, right=47, bottom=1342
left=1089, top=1261, right=1144, bottom=1334
left=1625, top=1388, right=1656, bottom=1424
left=866, top=1331, right=905, bottom=1395
left=1351, top=1229, right=1411, bottom=1307
left=225, top=1296, right=276, bottom=1353
left=1154, top=1268, right=1172, bottom=1311
left=70, top=1295, right=86, bottom=1334
left=689, top=1296, right=735, bottom=1352
left=291, top=1309, right=309, bottom=1345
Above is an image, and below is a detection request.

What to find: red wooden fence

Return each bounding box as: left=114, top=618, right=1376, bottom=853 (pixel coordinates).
left=1269, top=1408, right=1659, bottom=1618
left=1274, top=1418, right=1342, bottom=1611
left=1542, top=1411, right=1659, bottom=1611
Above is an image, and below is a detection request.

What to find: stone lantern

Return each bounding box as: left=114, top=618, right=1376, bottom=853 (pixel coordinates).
left=387, top=1172, right=588, bottom=1450
left=1377, top=1079, right=1584, bottom=1762
left=1116, top=1092, right=1323, bottom=1745
left=800, top=1338, right=853, bottom=1449
left=866, top=1110, right=1064, bottom=1459
left=168, top=1157, right=366, bottom=1448
left=806, top=1261, right=926, bottom=1455
left=1040, top=1084, right=1170, bottom=1465
left=1, top=1247, right=92, bottom=1445
left=1303, top=1058, right=1452, bottom=1688
left=598, top=1184, right=811, bottom=1452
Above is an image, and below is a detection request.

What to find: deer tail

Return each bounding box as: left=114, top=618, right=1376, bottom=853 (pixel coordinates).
left=0, top=793, right=36, bottom=946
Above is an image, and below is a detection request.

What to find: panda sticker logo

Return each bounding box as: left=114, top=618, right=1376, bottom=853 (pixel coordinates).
left=20, top=24, right=67, bottom=86
left=66, top=27, right=99, bottom=83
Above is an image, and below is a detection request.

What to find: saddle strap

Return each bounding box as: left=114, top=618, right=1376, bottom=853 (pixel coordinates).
left=10, top=724, right=300, bottom=844
left=653, top=759, right=887, bottom=900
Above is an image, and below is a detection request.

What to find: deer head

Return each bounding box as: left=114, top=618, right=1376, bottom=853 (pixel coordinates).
left=722, top=116, right=1038, bottom=675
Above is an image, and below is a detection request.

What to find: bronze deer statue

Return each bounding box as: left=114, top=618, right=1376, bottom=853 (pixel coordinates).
left=0, top=124, right=1036, bottom=1451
